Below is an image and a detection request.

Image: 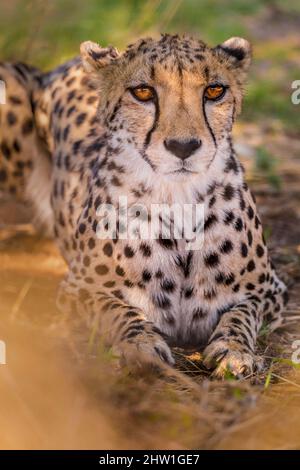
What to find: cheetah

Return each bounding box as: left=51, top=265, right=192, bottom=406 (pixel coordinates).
left=0, top=34, right=288, bottom=377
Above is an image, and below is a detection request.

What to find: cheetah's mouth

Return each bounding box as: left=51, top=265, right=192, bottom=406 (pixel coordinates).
left=167, top=168, right=198, bottom=175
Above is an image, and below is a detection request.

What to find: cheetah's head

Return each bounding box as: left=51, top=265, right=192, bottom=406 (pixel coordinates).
left=81, top=34, right=251, bottom=182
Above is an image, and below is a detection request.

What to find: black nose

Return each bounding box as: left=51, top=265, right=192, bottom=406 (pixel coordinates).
left=164, top=138, right=201, bottom=160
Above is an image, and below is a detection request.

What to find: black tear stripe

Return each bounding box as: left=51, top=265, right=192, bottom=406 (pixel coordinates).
left=141, top=94, right=160, bottom=171
left=144, top=95, right=160, bottom=147
left=202, top=97, right=217, bottom=148
left=202, top=64, right=216, bottom=148
left=231, top=97, right=236, bottom=125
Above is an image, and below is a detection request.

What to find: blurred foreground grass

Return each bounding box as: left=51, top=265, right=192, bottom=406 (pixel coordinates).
left=1, top=0, right=300, bottom=131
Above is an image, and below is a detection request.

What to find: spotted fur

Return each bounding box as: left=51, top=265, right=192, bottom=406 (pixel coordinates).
left=0, top=35, right=288, bottom=377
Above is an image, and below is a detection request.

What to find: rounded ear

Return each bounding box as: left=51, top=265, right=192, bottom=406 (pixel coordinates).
left=80, top=41, right=119, bottom=73
left=215, top=37, right=252, bottom=72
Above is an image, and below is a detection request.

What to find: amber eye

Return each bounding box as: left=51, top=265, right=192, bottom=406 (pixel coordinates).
left=205, top=84, right=226, bottom=101
left=130, top=86, right=155, bottom=102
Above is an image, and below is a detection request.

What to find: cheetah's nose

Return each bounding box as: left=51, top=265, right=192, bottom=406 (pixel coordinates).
left=164, top=138, right=201, bottom=160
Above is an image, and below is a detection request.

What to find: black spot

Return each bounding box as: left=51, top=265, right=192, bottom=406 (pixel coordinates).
left=258, top=273, right=266, bottom=284
left=204, top=289, right=217, bottom=300
left=76, top=112, right=87, bottom=126
left=204, top=214, right=218, bottom=231
left=247, top=230, right=253, bottom=246
left=83, top=256, right=90, bottom=267
left=255, top=216, right=261, bottom=229
left=220, top=239, right=233, bottom=254
left=140, top=243, right=152, bottom=257
left=124, top=245, right=135, bottom=258
left=184, top=287, right=194, bottom=299
left=116, top=265, right=125, bottom=277
left=246, top=283, right=255, bottom=291
left=216, top=272, right=235, bottom=286
left=95, top=264, right=109, bottom=275
left=87, top=95, right=98, bottom=105
left=192, top=307, right=207, bottom=320
left=224, top=210, right=235, bottom=225
left=1, top=141, right=11, bottom=159
left=234, top=217, right=243, bottom=232
left=161, top=279, right=175, bottom=293
left=88, top=238, right=96, bottom=250
left=67, top=105, right=76, bottom=117
left=78, top=223, right=86, bottom=234
left=256, top=244, right=264, bottom=258
left=124, top=279, right=134, bottom=288
left=94, top=195, right=102, bottom=210
left=73, top=140, right=83, bottom=155
left=154, top=295, right=171, bottom=309
left=247, top=205, right=254, bottom=220
left=103, top=280, right=116, bottom=288
left=239, top=194, right=246, bottom=211
left=63, top=125, right=70, bottom=141
left=67, top=90, right=76, bottom=102
left=103, top=242, right=113, bottom=257
left=142, top=270, right=152, bottom=282
left=22, top=118, right=34, bottom=135
left=111, top=175, right=122, bottom=186
left=247, top=260, right=256, bottom=272
left=241, top=242, right=248, bottom=258
left=209, top=195, right=216, bottom=208
left=204, top=252, right=219, bottom=268
left=215, top=272, right=225, bottom=284
left=158, top=238, right=173, bottom=249
left=225, top=155, right=240, bottom=174
left=7, top=111, right=17, bottom=126
left=66, top=77, right=76, bottom=87
left=223, top=184, right=235, bottom=200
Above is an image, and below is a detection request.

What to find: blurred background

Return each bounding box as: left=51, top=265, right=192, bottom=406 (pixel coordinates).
left=0, top=0, right=300, bottom=450
left=1, top=0, right=300, bottom=134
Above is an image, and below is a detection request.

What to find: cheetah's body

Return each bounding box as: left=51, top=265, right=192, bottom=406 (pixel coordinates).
left=0, top=35, right=288, bottom=375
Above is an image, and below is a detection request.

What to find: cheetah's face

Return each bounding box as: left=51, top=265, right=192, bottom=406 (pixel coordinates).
left=81, top=35, right=251, bottom=181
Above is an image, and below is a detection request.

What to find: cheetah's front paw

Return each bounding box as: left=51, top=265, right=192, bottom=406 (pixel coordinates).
left=116, top=326, right=174, bottom=372
left=203, top=339, right=263, bottom=379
